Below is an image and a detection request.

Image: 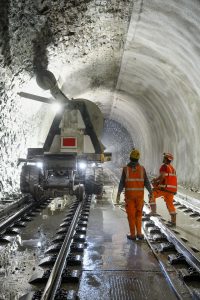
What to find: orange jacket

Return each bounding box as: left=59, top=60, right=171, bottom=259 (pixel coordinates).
left=158, top=164, right=177, bottom=193
left=124, top=164, right=145, bottom=198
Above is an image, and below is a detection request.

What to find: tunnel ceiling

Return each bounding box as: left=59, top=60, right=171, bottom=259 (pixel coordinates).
left=1, top=0, right=200, bottom=198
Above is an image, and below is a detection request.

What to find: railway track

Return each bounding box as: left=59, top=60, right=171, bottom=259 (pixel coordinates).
left=0, top=195, right=76, bottom=298
left=143, top=207, right=199, bottom=298
left=0, top=173, right=200, bottom=299
left=0, top=181, right=94, bottom=299
left=117, top=191, right=200, bottom=299
left=0, top=198, right=50, bottom=244
left=144, top=191, right=200, bottom=299
left=18, top=194, right=91, bottom=300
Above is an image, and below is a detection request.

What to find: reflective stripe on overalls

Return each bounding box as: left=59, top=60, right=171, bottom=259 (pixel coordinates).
left=158, top=165, right=177, bottom=193
left=124, top=165, right=145, bottom=198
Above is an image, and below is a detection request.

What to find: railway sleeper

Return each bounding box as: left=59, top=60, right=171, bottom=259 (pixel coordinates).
left=60, top=221, right=71, bottom=227
left=177, top=205, right=186, bottom=209
left=0, top=235, right=13, bottom=243
left=39, top=255, right=57, bottom=267
left=45, top=242, right=62, bottom=254
left=151, top=233, right=168, bottom=242
left=52, top=233, right=86, bottom=244
left=168, top=253, right=187, bottom=265
left=79, top=215, right=88, bottom=221
left=39, top=254, right=82, bottom=267
left=179, top=267, right=200, bottom=283
left=78, top=220, right=88, bottom=227
left=21, top=215, right=32, bottom=222
left=182, top=208, right=193, bottom=213
left=66, top=210, right=78, bottom=216
left=13, top=220, right=26, bottom=227
left=70, top=242, right=85, bottom=252
left=63, top=216, right=74, bottom=222
left=57, top=226, right=70, bottom=234
left=21, top=289, right=78, bottom=300
left=75, top=226, right=87, bottom=234
left=148, top=226, right=161, bottom=234
left=54, top=289, right=78, bottom=300
left=159, top=242, right=176, bottom=252
left=29, top=269, right=80, bottom=285
left=189, top=212, right=200, bottom=218
left=144, top=220, right=155, bottom=228
left=173, top=202, right=181, bottom=206
left=52, top=234, right=66, bottom=243
left=73, top=233, right=86, bottom=242
left=82, top=208, right=90, bottom=213
left=142, top=215, right=151, bottom=222
left=5, top=227, right=21, bottom=235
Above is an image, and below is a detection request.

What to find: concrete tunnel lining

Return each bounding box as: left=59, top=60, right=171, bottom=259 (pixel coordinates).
left=1, top=0, right=200, bottom=200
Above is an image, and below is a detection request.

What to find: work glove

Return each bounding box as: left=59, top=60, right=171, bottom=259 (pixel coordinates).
left=151, top=178, right=158, bottom=188
left=148, top=193, right=152, bottom=203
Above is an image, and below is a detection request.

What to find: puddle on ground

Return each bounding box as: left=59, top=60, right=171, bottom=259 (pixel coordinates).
left=0, top=196, right=74, bottom=299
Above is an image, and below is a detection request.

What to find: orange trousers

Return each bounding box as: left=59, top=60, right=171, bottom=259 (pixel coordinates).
left=125, top=196, right=144, bottom=236
left=150, top=189, right=176, bottom=215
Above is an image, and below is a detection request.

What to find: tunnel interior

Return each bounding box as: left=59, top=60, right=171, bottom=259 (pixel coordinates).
left=1, top=0, right=200, bottom=200
left=102, top=119, right=134, bottom=169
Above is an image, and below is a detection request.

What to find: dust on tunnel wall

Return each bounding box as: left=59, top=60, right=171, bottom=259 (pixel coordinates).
left=0, top=0, right=133, bottom=199
left=108, top=0, right=200, bottom=190
left=1, top=0, right=200, bottom=199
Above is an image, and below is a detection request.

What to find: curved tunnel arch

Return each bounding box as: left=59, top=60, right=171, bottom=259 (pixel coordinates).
left=1, top=0, right=200, bottom=197
left=101, top=0, right=200, bottom=189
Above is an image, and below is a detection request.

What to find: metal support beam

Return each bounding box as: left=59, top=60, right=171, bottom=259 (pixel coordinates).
left=18, top=92, right=53, bottom=104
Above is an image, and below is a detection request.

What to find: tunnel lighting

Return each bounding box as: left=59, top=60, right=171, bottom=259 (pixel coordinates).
left=51, top=103, right=62, bottom=113
left=78, top=162, right=87, bottom=170
left=37, top=241, right=42, bottom=248
left=36, top=162, right=43, bottom=169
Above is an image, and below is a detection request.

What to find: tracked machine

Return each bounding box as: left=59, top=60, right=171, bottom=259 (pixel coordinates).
left=18, top=70, right=111, bottom=201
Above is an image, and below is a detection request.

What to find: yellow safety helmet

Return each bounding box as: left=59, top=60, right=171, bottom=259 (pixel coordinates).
left=130, top=149, right=140, bottom=160
left=163, top=152, right=173, bottom=161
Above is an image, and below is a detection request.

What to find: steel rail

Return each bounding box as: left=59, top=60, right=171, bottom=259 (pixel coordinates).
left=175, top=193, right=200, bottom=215
left=143, top=229, right=185, bottom=300
left=143, top=204, right=200, bottom=273
left=41, top=200, right=83, bottom=300
left=121, top=204, right=193, bottom=298
left=0, top=202, right=34, bottom=235
left=151, top=215, right=200, bottom=273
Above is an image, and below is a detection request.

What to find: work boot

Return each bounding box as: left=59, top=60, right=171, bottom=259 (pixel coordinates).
left=137, top=234, right=144, bottom=240
left=127, top=234, right=136, bottom=241
left=147, top=204, right=157, bottom=216
left=170, top=213, right=176, bottom=226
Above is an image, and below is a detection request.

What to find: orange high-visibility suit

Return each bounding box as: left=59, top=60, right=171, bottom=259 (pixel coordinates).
left=118, top=162, right=152, bottom=237
left=150, top=164, right=177, bottom=215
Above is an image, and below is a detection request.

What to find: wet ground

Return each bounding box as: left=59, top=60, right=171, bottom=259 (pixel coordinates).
left=0, top=196, right=74, bottom=299
left=78, top=185, right=178, bottom=300
left=154, top=198, right=200, bottom=252
left=0, top=168, right=199, bottom=299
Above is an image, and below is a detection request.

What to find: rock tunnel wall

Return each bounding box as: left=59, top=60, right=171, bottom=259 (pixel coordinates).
left=109, top=0, right=200, bottom=191
left=0, top=0, right=133, bottom=199
left=1, top=0, right=200, bottom=200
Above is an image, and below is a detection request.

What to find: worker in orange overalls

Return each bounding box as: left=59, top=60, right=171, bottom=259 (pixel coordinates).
left=149, top=152, right=177, bottom=225
left=116, top=149, right=152, bottom=240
